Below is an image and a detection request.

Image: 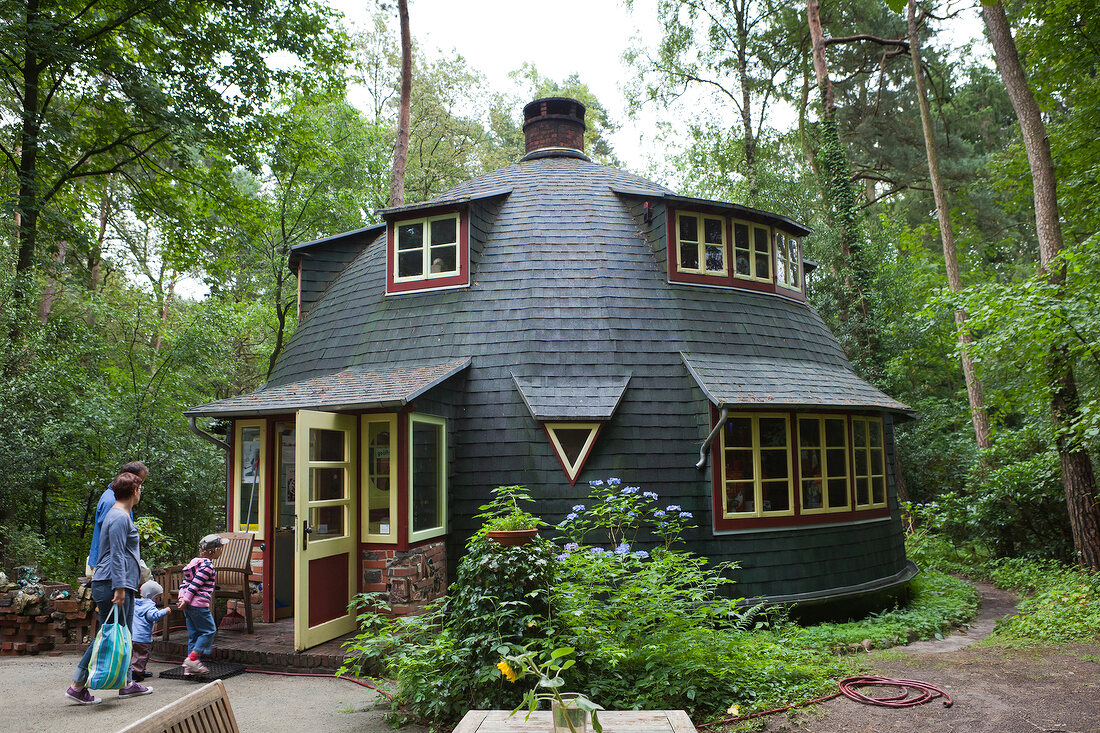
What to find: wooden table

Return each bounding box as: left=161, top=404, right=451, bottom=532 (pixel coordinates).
left=454, top=710, right=697, bottom=733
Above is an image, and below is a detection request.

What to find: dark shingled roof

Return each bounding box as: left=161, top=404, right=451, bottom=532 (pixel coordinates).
left=186, top=358, right=470, bottom=417
left=681, top=352, right=910, bottom=413
left=512, top=373, right=631, bottom=421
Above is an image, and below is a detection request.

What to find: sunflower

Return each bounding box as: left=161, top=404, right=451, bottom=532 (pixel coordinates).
left=497, top=660, right=518, bottom=682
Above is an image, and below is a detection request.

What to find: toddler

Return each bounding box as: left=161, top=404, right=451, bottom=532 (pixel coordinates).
left=131, top=580, right=170, bottom=682
left=176, top=533, right=226, bottom=676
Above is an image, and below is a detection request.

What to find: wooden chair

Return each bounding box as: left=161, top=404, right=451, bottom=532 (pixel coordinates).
left=117, top=679, right=240, bottom=733
left=155, top=564, right=186, bottom=642
left=212, top=531, right=255, bottom=634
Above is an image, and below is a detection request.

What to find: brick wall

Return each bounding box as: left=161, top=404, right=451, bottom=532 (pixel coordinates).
left=362, top=541, right=446, bottom=616
left=0, top=582, right=96, bottom=656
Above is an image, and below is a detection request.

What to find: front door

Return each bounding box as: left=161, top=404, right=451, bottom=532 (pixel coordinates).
left=294, top=410, right=358, bottom=650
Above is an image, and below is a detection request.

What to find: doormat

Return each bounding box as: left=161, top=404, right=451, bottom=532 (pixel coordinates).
left=159, top=662, right=246, bottom=682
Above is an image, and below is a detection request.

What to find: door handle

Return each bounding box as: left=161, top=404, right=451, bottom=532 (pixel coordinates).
left=302, top=520, right=313, bottom=550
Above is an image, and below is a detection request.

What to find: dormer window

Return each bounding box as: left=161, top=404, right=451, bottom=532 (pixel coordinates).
left=733, top=220, right=772, bottom=282
left=386, top=209, right=469, bottom=294
left=677, top=212, right=726, bottom=275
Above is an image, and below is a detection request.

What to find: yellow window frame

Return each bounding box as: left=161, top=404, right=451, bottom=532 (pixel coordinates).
left=676, top=212, right=728, bottom=276
left=852, top=417, right=887, bottom=509
left=720, top=413, right=795, bottom=519
left=732, top=220, right=773, bottom=283
left=361, top=414, right=398, bottom=544
left=234, top=419, right=267, bottom=534
left=393, top=213, right=461, bottom=282
left=775, top=231, right=801, bottom=291
left=408, top=413, right=447, bottom=543
left=797, top=414, right=851, bottom=514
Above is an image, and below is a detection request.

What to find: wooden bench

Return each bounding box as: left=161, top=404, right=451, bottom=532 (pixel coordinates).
left=117, top=679, right=240, bottom=733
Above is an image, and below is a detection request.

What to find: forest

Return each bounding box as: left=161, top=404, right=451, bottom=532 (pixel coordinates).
left=1, top=0, right=1097, bottom=580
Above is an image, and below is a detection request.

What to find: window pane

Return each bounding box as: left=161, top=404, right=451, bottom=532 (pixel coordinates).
left=799, top=418, right=820, bottom=447
left=760, top=449, right=788, bottom=479
left=825, top=419, right=846, bottom=446
left=311, top=467, right=344, bottom=501
left=827, top=478, right=848, bottom=508
left=872, top=476, right=886, bottom=504
left=871, top=448, right=884, bottom=477
left=309, top=505, right=345, bottom=541
left=398, top=251, right=423, bottom=278
left=704, top=217, right=723, bottom=244
left=737, top=253, right=751, bottom=276
left=367, top=423, right=391, bottom=535
left=680, top=242, right=699, bottom=270
left=826, top=449, right=847, bottom=477
left=853, top=419, right=866, bottom=446
left=869, top=423, right=883, bottom=447
left=411, top=421, right=443, bottom=533
left=679, top=216, right=698, bottom=242
left=856, top=477, right=870, bottom=505
left=754, top=227, right=770, bottom=254
left=398, top=222, right=422, bottom=251
left=705, top=245, right=724, bottom=271
left=554, top=428, right=592, bottom=465
left=725, top=418, right=752, bottom=447
left=755, top=252, right=770, bottom=278
left=759, top=417, right=787, bottom=447
left=854, top=447, right=868, bottom=476
left=802, top=479, right=823, bottom=509
left=776, top=258, right=787, bottom=284
left=430, top=244, right=457, bottom=273
left=430, top=216, right=457, bottom=246
left=726, top=483, right=753, bottom=513
left=800, top=449, right=821, bottom=478
left=239, top=427, right=262, bottom=529
left=763, top=482, right=789, bottom=512
left=734, top=222, right=749, bottom=250
left=725, top=449, right=754, bottom=481
left=310, top=428, right=344, bottom=462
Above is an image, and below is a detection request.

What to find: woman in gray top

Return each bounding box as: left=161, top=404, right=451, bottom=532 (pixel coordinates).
left=65, top=472, right=155, bottom=704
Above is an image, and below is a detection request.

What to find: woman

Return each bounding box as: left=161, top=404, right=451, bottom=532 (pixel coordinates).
left=65, top=471, right=154, bottom=704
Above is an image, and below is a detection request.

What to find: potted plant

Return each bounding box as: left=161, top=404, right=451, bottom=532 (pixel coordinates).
left=478, top=485, right=543, bottom=546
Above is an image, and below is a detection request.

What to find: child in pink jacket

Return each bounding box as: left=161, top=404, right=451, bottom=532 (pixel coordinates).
left=176, top=534, right=226, bottom=676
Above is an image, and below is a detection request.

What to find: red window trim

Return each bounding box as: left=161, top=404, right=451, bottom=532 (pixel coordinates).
left=386, top=206, right=470, bottom=295
left=709, top=405, right=891, bottom=532
left=666, top=207, right=807, bottom=303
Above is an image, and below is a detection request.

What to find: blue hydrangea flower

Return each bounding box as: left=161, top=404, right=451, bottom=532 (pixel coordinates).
left=654, top=510, right=666, bottom=518
left=589, top=547, right=605, bottom=554
left=590, top=480, right=604, bottom=487
left=564, top=542, right=579, bottom=552
left=608, top=477, right=622, bottom=486
left=622, top=486, right=639, bottom=495
left=572, top=504, right=585, bottom=512
left=679, top=511, right=694, bottom=519
left=626, top=513, right=635, bottom=520
left=643, top=491, right=659, bottom=500
left=614, top=542, right=630, bottom=555
left=566, top=512, right=578, bottom=521
left=666, top=505, right=682, bottom=512
left=556, top=554, right=569, bottom=561
left=633, top=550, right=650, bottom=559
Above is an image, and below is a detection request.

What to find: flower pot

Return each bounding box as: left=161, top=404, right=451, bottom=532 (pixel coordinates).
left=486, top=528, right=538, bottom=546
left=552, top=695, right=587, bottom=733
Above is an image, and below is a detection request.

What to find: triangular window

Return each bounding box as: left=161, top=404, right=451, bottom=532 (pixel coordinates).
left=545, top=422, right=601, bottom=485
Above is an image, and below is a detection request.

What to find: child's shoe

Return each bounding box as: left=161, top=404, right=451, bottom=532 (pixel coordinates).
left=182, top=656, right=209, bottom=676
left=65, top=686, right=102, bottom=705
left=131, top=671, right=145, bottom=682
left=118, top=681, right=153, bottom=698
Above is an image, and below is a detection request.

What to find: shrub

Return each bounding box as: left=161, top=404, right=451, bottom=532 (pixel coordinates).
left=988, top=558, right=1100, bottom=642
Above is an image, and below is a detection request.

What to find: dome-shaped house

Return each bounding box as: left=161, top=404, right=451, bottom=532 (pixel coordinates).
left=188, top=98, right=915, bottom=650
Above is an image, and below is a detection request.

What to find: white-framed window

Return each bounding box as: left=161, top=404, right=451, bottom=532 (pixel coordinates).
left=720, top=414, right=794, bottom=518
left=676, top=212, right=727, bottom=276
left=775, top=231, right=801, bottom=291
left=362, top=414, right=398, bottom=543
left=234, top=419, right=267, bottom=533
left=798, top=415, right=850, bottom=513
left=853, top=417, right=887, bottom=509
left=545, top=422, right=601, bottom=485
left=394, top=214, right=460, bottom=281
left=408, top=414, right=447, bottom=542
left=733, top=220, right=772, bottom=282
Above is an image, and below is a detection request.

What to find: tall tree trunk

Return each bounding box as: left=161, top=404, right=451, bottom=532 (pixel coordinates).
left=908, top=0, right=991, bottom=452
left=388, top=0, right=412, bottom=208
left=38, top=239, right=67, bottom=324
left=733, top=0, right=757, bottom=198
left=13, top=0, right=42, bottom=336
left=984, top=1, right=1100, bottom=569
left=152, top=277, right=175, bottom=354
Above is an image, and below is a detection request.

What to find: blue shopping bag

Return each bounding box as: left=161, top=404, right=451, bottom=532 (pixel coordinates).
left=87, top=604, right=132, bottom=690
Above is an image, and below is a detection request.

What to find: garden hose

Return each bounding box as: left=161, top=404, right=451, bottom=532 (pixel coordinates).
left=698, top=674, right=953, bottom=728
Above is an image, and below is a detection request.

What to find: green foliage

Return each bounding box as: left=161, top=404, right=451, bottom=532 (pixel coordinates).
left=476, top=485, right=543, bottom=534
left=134, top=516, right=174, bottom=570
left=987, top=558, right=1100, bottom=642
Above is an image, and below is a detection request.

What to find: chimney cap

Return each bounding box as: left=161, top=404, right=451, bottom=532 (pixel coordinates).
left=523, top=97, right=587, bottom=124
left=522, top=97, right=588, bottom=156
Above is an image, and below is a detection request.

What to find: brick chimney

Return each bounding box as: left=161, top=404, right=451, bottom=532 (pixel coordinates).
left=523, top=97, right=587, bottom=154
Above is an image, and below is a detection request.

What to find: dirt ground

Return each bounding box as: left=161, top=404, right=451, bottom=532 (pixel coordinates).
left=755, top=583, right=1100, bottom=733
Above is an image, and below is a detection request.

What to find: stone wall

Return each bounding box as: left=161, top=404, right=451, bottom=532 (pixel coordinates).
left=362, top=541, right=446, bottom=615
left=0, top=581, right=96, bottom=656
